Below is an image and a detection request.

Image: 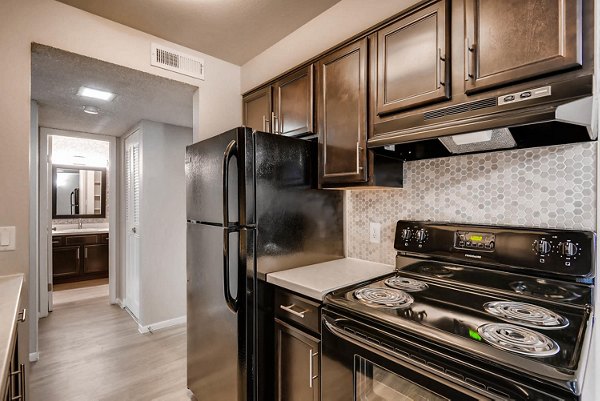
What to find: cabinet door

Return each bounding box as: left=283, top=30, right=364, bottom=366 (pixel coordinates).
left=375, top=0, right=449, bottom=115
left=273, top=65, right=314, bottom=137
left=52, top=246, right=81, bottom=279
left=83, top=244, right=109, bottom=274
left=243, top=87, right=272, bottom=132
left=275, top=319, right=320, bottom=401
left=317, top=38, right=368, bottom=185
left=465, top=0, right=582, bottom=93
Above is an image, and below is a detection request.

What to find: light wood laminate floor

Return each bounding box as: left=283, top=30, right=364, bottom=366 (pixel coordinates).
left=30, top=284, right=190, bottom=401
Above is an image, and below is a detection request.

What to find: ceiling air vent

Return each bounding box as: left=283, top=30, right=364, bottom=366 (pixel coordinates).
left=151, top=43, right=205, bottom=80
left=424, top=97, right=497, bottom=120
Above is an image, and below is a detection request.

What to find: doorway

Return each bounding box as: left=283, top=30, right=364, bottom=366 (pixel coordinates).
left=39, top=131, right=116, bottom=316
left=30, top=43, right=196, bottom=361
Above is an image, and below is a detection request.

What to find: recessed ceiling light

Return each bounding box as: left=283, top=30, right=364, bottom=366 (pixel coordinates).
left=77, top=86, right=116, bottom=101
left=83, top=105, right=99, bottom=115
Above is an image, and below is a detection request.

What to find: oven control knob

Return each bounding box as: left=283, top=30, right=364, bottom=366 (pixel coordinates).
left=535, top=240, right=551, bottom=255
left=558, top=242, right=578, bottom=257
left=401, top=228, right=412, bottom=241
left=415, top=229, right=427, bottom=243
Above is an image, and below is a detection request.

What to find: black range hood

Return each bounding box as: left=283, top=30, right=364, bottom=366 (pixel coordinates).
left=369, top=77, right=596, bottom=161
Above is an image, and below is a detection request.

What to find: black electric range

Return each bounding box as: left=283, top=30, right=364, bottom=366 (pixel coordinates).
left=322, top=221, right=595, bottom=401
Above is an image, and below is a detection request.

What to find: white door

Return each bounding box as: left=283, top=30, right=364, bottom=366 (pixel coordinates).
left=125, top=130, right=141, bottom=319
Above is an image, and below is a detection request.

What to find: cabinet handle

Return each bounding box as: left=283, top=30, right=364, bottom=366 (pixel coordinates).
left=18, top=308, right=26, bottom=323
left=309, top=349, right=319, bottom=388
left=85, top=248, right=88, bottom=259
left=262, top=115, right=271, bottom=132
left=271, top=111, right=279, bottom=134
left=279, top=304, right=308, bottom=318
left=77, top=248, right=80, bottom=260
left=9, top=363, right=24, bottom=400
left=356, top=142, right=364, bottom=173
left=465, top=38, right=475, bottom=81
left=438, top=48, right=446, bottom=87
left=52, top=240, right=60, bottom=245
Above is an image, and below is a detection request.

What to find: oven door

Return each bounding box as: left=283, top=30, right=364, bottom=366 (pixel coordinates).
left=322, top=311, right=496, bottom=401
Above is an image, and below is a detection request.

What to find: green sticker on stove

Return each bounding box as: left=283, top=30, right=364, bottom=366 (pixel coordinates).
left=469, top=329, right=482, bottom=341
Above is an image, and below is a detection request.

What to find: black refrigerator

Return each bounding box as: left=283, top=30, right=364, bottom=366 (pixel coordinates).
left=186, top=127, right=344, bottom=401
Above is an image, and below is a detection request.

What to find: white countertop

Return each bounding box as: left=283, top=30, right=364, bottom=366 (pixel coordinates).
left=52, top=227, right=109, bottom=235
left=0, top=274, right=23, bottom=398
left=266, top=258, right=395, bottom=301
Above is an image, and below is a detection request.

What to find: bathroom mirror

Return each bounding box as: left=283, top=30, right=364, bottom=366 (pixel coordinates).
left=52, top=165, right=107, bottom=219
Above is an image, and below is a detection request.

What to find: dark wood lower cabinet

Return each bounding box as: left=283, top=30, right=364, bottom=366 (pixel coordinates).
left=275, top=319, right=320, bottom=401
left=52, top=233, right=109, bottom=284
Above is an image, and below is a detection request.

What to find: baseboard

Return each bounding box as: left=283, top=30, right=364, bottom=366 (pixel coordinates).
left=29, top=352, right=39, bottom=362
left=138, top=315, right=186, bottom=334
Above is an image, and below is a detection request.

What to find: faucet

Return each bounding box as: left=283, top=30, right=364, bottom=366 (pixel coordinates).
left=78, top=219, right=83, bottom=229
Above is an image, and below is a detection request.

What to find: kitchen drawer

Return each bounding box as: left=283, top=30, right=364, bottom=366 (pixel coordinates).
left=275, top=288, right=320, bottom=335
left=65, top=234, right=99, bottom=245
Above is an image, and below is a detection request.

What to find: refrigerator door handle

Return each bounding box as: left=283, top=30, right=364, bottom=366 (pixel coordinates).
left=222, top=140, right=239, bottom=313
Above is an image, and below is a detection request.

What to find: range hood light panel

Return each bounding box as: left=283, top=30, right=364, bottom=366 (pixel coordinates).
left=439, top=128, right=516, bottom=154
left=451, top=131, right=493, bottom=145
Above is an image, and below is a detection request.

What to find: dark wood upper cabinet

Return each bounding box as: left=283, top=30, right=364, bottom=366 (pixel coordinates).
left=243, top=86, right=272, bottom=132
left=273, top=65, right=314, bottom=137
left=374, top=0, right=450, bottom=115
left=317, top=38, right=369, bottom=185
left=464, top=0, right=583, bottom=93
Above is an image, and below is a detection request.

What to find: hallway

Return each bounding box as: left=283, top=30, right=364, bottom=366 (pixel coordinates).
left=30, top=284, right=189, bottom=401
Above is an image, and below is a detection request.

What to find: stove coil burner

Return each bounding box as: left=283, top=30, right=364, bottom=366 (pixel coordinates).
left=385, top=277, right=429, bottom=292
left=510, top=281, right=581, bottom=302
left=354, top=287, right=414, bottom=308
left=418, top=264, right=454, bottom=278
left=484, top=301, right=569, bottom=329
left=478, top=323, right=560, bottom=357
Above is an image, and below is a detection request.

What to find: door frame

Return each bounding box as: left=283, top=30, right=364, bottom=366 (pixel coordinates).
left=38, top=128, right=118, bottom=318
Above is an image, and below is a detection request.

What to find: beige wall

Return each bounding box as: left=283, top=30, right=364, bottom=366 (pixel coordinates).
left=240, top=0, right=415, bottom=92
left=0, top=0, right=241, bottom=356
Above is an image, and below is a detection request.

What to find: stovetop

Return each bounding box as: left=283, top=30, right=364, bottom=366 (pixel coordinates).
left=324, top=259, right=593, bottom=393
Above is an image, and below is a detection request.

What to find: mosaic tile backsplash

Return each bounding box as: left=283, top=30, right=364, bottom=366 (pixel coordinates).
left=346, top=142, right=597, bottom=265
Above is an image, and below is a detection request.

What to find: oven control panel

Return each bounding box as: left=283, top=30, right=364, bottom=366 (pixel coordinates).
left=394, top=220, right=596, bottom=279
left=454, top=231, right=495, bottom=251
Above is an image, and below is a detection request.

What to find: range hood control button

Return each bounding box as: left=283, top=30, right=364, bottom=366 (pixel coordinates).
left=503, top=95, right=515, bottom=102
left=520, top=91, right=532, bottom=98
left=536, top=240, right=551, bottom=255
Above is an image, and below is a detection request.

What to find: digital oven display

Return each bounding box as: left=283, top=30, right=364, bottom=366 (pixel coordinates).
left=455, top=231, right=495, bottom=251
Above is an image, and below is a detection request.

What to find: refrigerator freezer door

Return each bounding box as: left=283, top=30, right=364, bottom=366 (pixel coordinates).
left=186, top=127, right=251, bottom=224
left=187, top=222, right=244, bottom=400
left=253, top=132, right=344, bottom=278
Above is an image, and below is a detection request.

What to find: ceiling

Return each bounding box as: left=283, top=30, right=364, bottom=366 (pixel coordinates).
left=31, top=44, right=197, bottom=136
left=55, top=0, right=342, bottom=65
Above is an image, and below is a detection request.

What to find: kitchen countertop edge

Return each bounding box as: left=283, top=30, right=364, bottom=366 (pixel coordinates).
left=0, top=274, right=24, bottom=399
left=266, top=258, right=395, bottom=301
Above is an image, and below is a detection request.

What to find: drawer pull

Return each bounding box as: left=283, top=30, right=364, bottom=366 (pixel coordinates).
left=18, top=308, right=26, bottom=323
left=280, top=304, right=308, bottom=318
